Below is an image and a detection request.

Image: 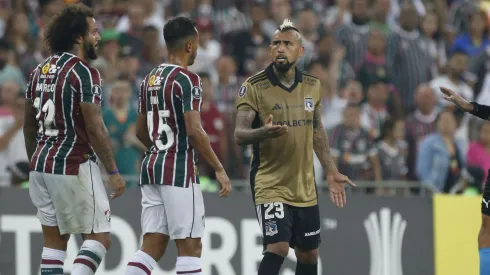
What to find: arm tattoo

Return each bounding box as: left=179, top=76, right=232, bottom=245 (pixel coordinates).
left=312, top=108, right=338, bottom=174
left=234, top=110, right=266, bottom=145
left=85, top=105, right=117, bottom=171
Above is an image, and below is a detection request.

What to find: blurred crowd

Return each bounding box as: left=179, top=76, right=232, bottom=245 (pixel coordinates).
left=2, top=0, right=490, bottom=195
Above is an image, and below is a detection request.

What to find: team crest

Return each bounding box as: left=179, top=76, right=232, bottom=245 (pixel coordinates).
left=92, top=84, right=102, bottom=95
left=304, top=97, right=314, bottom=112
left=238, top=86, right=247, bottom=97
left=41, top=63, right=50, bottom=74
left=265, top=221, right=278, bottom=236
left=191, top=86, right=202, bottom=99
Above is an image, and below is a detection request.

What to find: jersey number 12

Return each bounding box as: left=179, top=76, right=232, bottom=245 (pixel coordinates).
left=147, top=110, right=175, bottom=150
left=33, top=97, right=59, bottom=136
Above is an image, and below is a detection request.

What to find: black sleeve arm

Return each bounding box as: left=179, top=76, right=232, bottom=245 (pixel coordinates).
left=470, top=102, right=490, bottom=120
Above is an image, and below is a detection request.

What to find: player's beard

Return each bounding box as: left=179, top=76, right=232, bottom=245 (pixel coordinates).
left=273, top=57, right=295, bottom=73
left=83, top=40, right=98, bottom=60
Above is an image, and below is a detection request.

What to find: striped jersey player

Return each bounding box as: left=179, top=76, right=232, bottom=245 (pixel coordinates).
left=124, top=17, right=230, bottom=275
left=23, top=5, right=125, bottom=275
left=138, top=64, right=203, bottom=187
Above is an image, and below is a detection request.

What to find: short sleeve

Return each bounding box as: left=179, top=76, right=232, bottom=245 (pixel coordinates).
left=177, top=71, right=202, bottom=112
left=73, top=63, right=102, bottom=106
left=235, top=82, right=258, bottom=112
left=25, top=67, right=38, bottom=100
left=138, top=78, right=147, bottom=114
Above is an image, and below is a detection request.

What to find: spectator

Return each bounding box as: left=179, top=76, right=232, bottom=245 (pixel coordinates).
left=116, top=0, right=165, bottom=44
left=360, top=78, right=390, bottom=139
left=0, top=92, right=26, bottom=187
left=19, top=29, right=49, bottom=78
left=188, top=17, right=222, bottom=83
left=336, top=0, right=371, bottom=69
left=198, top=73, right=226, bottom=178
left=421, top=10, right=447, bottom=77
left=3, top=12, right=33, bottom=57
left=370, top=0, right=391, bottom=34
left=103, top=78, right=145, bottom=188
left=322, top=0, right=352, bottom=31
left=92, top=29, right=121, bottom=85
left=295, top=7, right=319, bottom=70
left=357, top=29, right=389, bottom=93
left=7, top=161, right=29, bottom=188
left=0, top=39, right=26, bottom=89
left=387, top=2, right=433, bottom=113
left=262, top=0, right=292, bottom=39
left=451, top=8, right=490, bottom=59
left=340, top=79, right=364, bottom=105
left=467, top=121, right=490, bottom=186
left=0, top=79, right=19, bottom=116
left=405, top=84, right=438, bottom=180
left=139, top=26, right=166, bottom=81
left=417, top=110, right=466, bottom=193
left=317, top=33, right=355, bottom=90
left=229, top=1, right=269, bottom=76
left=329, top=104, right=382, bottom=182
left=377, top=117, right=408, bottom=181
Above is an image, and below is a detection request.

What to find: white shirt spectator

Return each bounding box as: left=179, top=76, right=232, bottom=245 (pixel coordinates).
left=322, top=96, right=347, bottom=130
left=0, top=115, right=27, bottom=186
left=188, top=40, right=222, bottom=84
left=360, top=103, right=389, bottom=139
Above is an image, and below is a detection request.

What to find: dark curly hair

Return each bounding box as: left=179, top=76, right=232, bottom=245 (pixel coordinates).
left=44, top=4, right=94, bottom=54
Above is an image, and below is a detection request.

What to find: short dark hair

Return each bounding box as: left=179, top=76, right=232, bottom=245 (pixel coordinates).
left=163, top=16, right=197, bottom=51
left=44, top=4, right=94, bottom=54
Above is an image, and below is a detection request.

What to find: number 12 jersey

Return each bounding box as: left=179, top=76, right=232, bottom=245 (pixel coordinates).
left=26, top=52, right=102, bottom=175
left=138, top=64, right=203, bottom=187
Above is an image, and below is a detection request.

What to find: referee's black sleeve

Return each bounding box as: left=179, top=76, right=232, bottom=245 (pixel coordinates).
left=470, top=102, right=490, bottom=120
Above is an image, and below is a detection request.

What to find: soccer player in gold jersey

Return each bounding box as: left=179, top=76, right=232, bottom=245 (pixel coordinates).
left=234, top=19, right=355, bottom=275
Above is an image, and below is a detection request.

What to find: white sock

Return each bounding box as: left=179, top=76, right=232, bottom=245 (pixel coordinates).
left=72, top=240, right=107, bottom=275
left=176, top=256, right=202, bottom=274
left=125, top=250, right=157, bottom=275
left=40, top=247, right=66, bottom=274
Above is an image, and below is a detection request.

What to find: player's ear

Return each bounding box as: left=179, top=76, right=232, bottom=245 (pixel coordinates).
left=76, top=35, right=83, bottom=46
left=298, top=46, right=304, bottom=57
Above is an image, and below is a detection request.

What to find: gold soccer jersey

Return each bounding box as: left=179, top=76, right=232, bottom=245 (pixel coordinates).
left=236, top=64, right=322, bottom=207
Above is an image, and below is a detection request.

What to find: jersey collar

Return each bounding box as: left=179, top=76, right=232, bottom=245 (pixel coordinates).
left=265, top=63, right=303, bottom=92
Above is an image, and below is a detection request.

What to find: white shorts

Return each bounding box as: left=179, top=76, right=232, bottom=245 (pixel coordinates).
left=29, top=160, right=111, bottom=235
left=141, top=184, right=205, bottom=239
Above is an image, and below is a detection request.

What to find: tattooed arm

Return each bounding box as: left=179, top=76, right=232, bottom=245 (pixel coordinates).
left=23, top=99, right=38, bottom=161
left=234, top=110, right=288, bottom=145
left=80, top=103, right=118, bottom=172
left=312, top=108, right=338, bottom=175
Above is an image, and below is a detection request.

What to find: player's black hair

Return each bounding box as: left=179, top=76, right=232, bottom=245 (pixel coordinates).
left=163, top=17, right=197, bottom=52
left=44, top=4, right=94, bottom=54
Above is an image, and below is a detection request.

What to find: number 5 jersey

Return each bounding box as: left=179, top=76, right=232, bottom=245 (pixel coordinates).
left=138, top=64, right=203, bottom=187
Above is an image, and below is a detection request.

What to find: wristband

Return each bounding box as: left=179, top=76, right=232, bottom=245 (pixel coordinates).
left=108, top=169, right=119, bottom=175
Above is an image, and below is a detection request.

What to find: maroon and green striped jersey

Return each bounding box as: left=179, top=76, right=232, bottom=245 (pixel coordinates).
left=26, top=52, right=102, bottom=175
left=138, top=64, right=203, bottom=187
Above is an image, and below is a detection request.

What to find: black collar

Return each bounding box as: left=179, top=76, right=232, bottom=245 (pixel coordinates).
left=265, top=63, right=303, bottom=92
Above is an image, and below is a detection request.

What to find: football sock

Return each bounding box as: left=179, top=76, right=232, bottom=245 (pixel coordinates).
left=176, top=256, right=202, bottom=274
left=72, top=240, right=106, bottom=275
left=296, top=262, right=318, bottom=275
left=480, top=247, right=490, bottom=275
left=125, top=250, right=157, bottom=275
left=40, top=247, right=66, bottom=274
left=258, top=252, right=285, bottom=275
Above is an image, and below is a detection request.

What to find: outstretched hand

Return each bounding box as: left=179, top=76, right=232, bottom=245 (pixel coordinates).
left=327, top=171, right=355, bottom=208
left=439, top=87, right=473, bottom=112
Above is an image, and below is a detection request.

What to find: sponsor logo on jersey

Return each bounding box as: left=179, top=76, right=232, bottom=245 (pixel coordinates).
left=304, top=97, right=314, bottom=112
left=41, top=63, right=59, bottom=75
left=272, top=119, right=313, bottom=127
left=265, top=221, right=278, bottom=236
left=305, top=229, right=320, bottom=237
left=41, top=63, right=50, bottom=74
left=192, top=86, right=202, bottom=99
left=256, top=82, right=271, bottom=90
left=238, top=86, right=247, bottom=97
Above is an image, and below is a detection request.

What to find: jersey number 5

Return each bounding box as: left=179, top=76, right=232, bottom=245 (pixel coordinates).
left=33, top=97, right=59, bottom=136
left=147, top=110, right=175, bottom=150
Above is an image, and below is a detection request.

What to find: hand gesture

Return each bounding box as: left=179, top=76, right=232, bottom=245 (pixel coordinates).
left=440, top=87, right=473, bottom=112
left=215, top=169, right=231, bottom=197
left=108, top=173, right=126, bottom=200
left=327, top=171, right=356, bottom=208
left=262, top=114, right=288, bottom=139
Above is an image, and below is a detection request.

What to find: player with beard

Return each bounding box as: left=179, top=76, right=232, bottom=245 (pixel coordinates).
left=124, top=17, right=231, bottom=275
left=234, top=19, right=355, bottom=275
left=23, top=4, right=126, bottom=275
